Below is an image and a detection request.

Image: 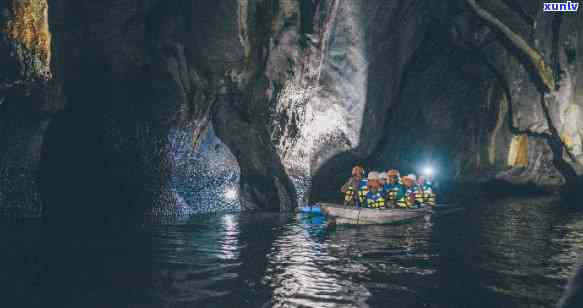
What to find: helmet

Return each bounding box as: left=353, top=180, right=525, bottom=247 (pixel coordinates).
left=379, top=172, right=388, bottom=180
left=367, top=172, right=380, bottom=181
left=407, top=174, right=417, bottom=181
left=387, top=169, right=399, bottom=177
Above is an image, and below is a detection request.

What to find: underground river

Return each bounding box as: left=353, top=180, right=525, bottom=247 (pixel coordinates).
left=2, top=196, right=583, bottom=307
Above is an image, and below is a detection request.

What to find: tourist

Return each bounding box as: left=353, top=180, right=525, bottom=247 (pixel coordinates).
left=417, top=175, right=433, bottom=192
left=385, top=169, right=402, bottom=206
left=365, top=172, right=385, bottom=209
left=379, top=172, right=388, bottom=186
left=387, top=169, right=400, bottom=185
left=341, top=165, right=367, bottom=207
left=417, top=175, right=436, bottom=206
left=396, top=174, right=420, bottom=208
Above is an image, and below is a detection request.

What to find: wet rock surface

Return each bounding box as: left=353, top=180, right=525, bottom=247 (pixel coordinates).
left=1, top=0, right=54, bottom=217
left=167, top=124, right=240, bottom=216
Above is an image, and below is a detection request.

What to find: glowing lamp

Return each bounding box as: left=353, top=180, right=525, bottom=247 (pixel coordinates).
left=423, top=166, right=434, bottom=177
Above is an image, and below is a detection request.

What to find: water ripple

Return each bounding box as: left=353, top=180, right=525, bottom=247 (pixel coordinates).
left=143, top=197, right=583, bottom=307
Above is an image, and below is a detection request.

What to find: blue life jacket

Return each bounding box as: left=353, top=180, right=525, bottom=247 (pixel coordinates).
left=418, top=181, right=436, bottom=206
left=366, top=189, right=385, bottom=209
left=420, top=181, right=433, bottom=192
left=357, top=179, right=368, bottom=204
left=383, top=182, right=402, bottom=202
left=396, top=185, right=421, bottom=208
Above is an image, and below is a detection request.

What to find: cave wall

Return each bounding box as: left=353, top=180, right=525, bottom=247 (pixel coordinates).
left=366, top=0, right=583, bottom=192
left=41, top=0, right=305, bottom=217
left=2, top=0, right=583, bottom=218
left=369, top=38, right=512, bottom=182
left=485, top=2, right=583, bottom=186
left=40, top=0, right=218, bottom=224
left=167, top=123, right=240, bottom=216
left=0, top=0, right=54, bottom=217
left=270, top=0, right=435, bottom=202
left=1, top=0, right=305, bottom=218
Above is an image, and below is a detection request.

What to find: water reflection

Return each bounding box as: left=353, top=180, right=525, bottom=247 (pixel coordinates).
left=469, top=197, right=574, bottom=306
left=4, top=197, right=583, bottom=307
left=111, top=200, right=583, bottom=307
left=218, top=214, right=239, bottom=260
left=151, top=215, right=244, bottom=306
left=551, top=212, right=583, bottom=281
left=267, top=216, right=371, bottom=307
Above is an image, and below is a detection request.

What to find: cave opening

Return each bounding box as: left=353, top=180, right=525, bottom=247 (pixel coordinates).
left=306, top=0, right=582, bottom=205
left=166, top=123, right=241, bottom=216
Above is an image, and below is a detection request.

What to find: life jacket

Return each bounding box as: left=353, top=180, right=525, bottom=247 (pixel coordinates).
left=422, top=192, right=436, bottom=206
left=358, top=180, right=368, bottom=204
left=420, top=182, right=433, bottom=192
left=396, top=185, right=420, bottom=208
left=344, top=186, right=357, bottom=206
left=383, top=183, right=402, bottom=202
left=366, top=190, right=385, bottom=209
left=418, top=182, right=436, bottom=206
left=344, top=179, right=368, bottom=206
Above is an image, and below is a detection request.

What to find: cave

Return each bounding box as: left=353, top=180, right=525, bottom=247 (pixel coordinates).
left=2, top=0, right=583, bottom=307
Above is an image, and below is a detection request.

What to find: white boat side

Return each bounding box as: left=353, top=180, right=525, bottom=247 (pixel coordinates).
left=320, top=203, right=432, bottom=225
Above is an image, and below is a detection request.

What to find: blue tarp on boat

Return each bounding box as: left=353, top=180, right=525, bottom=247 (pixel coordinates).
left=300, top=206, right=323, bottom=215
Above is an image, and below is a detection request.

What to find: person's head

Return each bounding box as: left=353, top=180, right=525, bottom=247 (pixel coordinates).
left=379, top=172, right=388, bottom=185
left=403, top=174, right=416, bottom=188
left=387, top=169, right=399, bottom=184
left=367, top=172, right=381, bottom=190
left=417, top=175, right=426, bottom=185
left=352, top=166, right=364, bottom=178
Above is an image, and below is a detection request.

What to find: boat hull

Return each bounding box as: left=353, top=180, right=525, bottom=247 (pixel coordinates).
left=320, top=203, right=431, bottom=225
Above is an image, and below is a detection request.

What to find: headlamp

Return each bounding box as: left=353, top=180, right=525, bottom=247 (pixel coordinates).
left=423, top=166, right=434, bottom=176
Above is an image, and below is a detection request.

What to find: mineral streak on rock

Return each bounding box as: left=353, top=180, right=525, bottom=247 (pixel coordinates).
left=508, top=134, right=529, bottom=167
left=2, top=0, right=51, bottom=81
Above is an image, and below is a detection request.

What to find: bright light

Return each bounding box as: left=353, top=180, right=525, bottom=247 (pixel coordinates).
left=224, top=187, right=238, bottom=201
left=423, top=166, right=434, bottom=176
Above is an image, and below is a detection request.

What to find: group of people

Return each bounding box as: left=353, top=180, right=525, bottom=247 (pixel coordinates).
left=341, top=166, right=436, bottom=209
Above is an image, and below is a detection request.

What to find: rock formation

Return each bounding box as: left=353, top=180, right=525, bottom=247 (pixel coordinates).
left=1, top=0, right=582, bottom=220
left=2, top=1, right=583, bottom=305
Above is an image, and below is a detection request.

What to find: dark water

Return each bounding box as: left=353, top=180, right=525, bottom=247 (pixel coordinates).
left=3, top=196, right=583, bottom=307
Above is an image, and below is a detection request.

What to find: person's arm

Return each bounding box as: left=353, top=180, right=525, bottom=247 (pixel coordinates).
left=395, top=186, right=406, bottom=201
left=425, top=184, right=433, bottom=193
left=363, top=191, right=371, bottom=208
left=340, top=177, right=354, bottom=193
